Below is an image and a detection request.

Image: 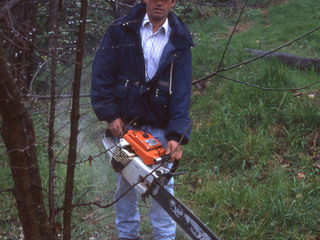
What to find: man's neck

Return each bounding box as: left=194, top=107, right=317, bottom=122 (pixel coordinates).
left=150, top=19, right=166, bottom=33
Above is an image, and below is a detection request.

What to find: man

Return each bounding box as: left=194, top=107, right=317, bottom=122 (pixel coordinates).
left=91, top=0, right=193, bottom=239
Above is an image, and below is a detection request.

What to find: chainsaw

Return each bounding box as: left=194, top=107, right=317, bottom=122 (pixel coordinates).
left=102, top=129, right=221, bottom=240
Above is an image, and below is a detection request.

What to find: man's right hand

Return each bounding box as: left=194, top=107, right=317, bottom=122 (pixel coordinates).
left=166, top=140, right=182, bottom=162
left=108, top=118, right=125, bottom=138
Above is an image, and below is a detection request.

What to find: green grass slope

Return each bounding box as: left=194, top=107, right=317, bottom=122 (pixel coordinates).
left=178, top=0, right=320, bottom=239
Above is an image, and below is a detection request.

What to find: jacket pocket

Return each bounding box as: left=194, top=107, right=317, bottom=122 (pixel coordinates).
left=114, top=84, right=128, bottom=98
left=114, top=84, right=129, bottom=114
left=149, top=88, right=169, bottom=124
left=150, top=88, right=169, bottom=105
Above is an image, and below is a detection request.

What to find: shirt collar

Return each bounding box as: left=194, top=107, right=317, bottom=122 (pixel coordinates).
left=142, top=13, right=169, bottom=34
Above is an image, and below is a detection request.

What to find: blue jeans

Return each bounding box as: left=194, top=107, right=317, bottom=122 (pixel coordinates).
left=114, top=125, right=176, bottom=240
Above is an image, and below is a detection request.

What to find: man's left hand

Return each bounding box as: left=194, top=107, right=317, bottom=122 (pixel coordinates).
left=166, top=140, right=182, bottom=162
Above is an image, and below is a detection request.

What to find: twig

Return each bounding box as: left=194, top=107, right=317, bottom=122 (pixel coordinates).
left=218, top=0, right=249, bottom=70
left=215, top=73, right=320, bottom=91
left=54, top=160, right=167, bottom=212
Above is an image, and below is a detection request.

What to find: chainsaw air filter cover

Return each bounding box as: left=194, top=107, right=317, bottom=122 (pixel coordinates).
left=123, top=130, right=166, bottom=165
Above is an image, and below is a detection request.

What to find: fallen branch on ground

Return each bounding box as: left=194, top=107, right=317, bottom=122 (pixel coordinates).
left=247, top=49, right=320, bottom=71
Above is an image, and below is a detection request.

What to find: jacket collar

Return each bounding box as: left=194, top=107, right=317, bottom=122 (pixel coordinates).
left=117, top=3, right=193, bottom=50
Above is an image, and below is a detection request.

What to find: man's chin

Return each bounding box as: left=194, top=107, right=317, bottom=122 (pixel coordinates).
left=150, top=14, right=165, bottom=22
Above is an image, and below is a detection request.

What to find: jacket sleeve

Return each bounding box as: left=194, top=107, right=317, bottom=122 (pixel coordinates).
left=165, top=49, right=192, bottom=145
left=91, top=25, right=120, bottom=123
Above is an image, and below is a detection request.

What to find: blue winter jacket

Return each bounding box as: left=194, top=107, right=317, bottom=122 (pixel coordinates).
left=91, top=3, right=193, bottom=144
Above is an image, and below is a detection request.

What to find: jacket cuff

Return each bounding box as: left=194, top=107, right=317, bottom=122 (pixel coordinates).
left=166, top=132, right=189, bottom=145
left=107, top=114, right=121, bottom=124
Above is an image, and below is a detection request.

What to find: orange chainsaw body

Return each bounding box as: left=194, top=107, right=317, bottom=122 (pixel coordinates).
left=123, top=130, right=166, bottom=165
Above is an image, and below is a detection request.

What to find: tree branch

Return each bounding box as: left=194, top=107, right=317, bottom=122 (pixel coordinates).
left=215, top=73, right=320, bottom=91
left=218, top=0, right=249, bottom=70
left=0, top=0, right=22, bottom=22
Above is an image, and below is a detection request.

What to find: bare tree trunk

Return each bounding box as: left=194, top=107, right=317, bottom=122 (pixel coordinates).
left=47, top=0, right=63, bottom=226
left=0, top=44, right=54, bottom=240
left=62, top=0, right=87, bottom=238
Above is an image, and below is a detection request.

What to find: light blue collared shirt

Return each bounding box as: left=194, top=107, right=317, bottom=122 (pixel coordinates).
left=140, top=13, right=171, bottom=82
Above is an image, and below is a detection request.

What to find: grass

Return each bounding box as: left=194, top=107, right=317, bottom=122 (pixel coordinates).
left=178, top=0, right=320, bottom=239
